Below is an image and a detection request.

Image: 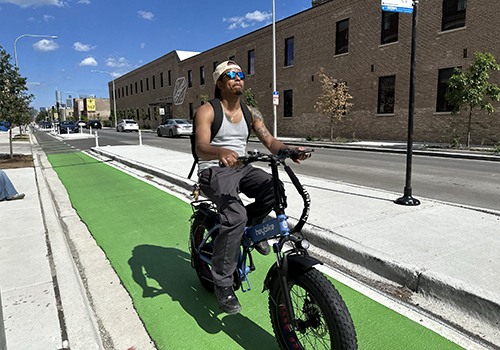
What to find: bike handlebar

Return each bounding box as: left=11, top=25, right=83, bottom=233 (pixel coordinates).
left=237, top=148, right=313, bottom=166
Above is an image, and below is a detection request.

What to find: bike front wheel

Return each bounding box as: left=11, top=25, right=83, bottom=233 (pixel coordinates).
left=268, top=267, right=357, bottom=350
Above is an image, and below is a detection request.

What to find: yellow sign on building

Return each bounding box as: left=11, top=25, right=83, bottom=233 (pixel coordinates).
left=87, top=99, right=96, bottom=111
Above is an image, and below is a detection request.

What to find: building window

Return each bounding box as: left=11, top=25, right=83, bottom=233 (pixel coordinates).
left=200, top=66, right=205, bottom=85
left=121, top=87, right=124, bottom=98
left=168, top=70, right=172, bottom=86
left=140, top=80, right=143, bottom=93
left=248, top=50, right=255, bottom=75
left=117, top=89, right=120, bottom=99
left=213, top=61, right=219, bottom=72
left=336, top=18, right=349, bottom=55
left=378, top=75, right=396, bottom=114
left=189, top=103, right=194, bottom=119
left=436, top=67, right=459, bottom=112
left=160, top=72, right=164, bottom=88
left=148, top=108, right=151, bottom=120
left=284, top=90, right=293, bottom=118
left=188, top=70, right=193, bottom=88
left=381, top=11, right=399, bottom=45
left=153, top=76, right=156, bottom=90
left=442, top=0, right=467, bottom=31
left=146, top=78, right=149, bottom=91
left=135, top=82, right=138, bottom=94
left=136, top=109, right=139, bottom=119
left=130, top=84, right=133, bottom=96
left=285, top=37, right=294, bottom=67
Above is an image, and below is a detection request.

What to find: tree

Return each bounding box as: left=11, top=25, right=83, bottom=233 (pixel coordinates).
left=127, top=108, right=136, bottom=120
left=244, top=88, right=259, bottom=110
left=0, top=45, right=34, bottom=157
left=445, top=52, right=500, bottom=147
left=314, top=68, right=353, bottom=141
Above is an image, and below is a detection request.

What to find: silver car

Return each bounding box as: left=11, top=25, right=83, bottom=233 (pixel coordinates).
left=157, top=119, right=193, bottom=137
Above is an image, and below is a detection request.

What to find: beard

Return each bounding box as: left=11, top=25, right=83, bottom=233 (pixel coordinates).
left=235, top=89, right=243, bottom=96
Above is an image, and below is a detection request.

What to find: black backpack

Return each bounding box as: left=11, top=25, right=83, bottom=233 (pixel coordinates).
left=188, top=98, right=253, bottom=179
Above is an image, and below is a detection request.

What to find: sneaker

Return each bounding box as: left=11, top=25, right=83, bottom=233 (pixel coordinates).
left=254, top=240, right=271, bottom=255
left=7, top=193, right=25, bottom=201
left=215, top=286, right=241, bottom=315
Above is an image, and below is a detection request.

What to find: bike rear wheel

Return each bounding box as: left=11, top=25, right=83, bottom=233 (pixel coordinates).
left=268, top=267, right=357, bottom=350
left=190, top=212, right=217, bottom=292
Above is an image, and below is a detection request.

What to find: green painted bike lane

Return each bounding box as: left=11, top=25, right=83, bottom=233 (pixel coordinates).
left=48, top=152, right=464, bottom=350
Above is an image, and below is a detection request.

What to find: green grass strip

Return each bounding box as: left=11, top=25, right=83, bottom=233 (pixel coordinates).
left=48, top=152, right=463, bottom=350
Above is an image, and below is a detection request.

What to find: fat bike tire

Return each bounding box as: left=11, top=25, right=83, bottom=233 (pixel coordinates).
left=190, top=213, right=216, bottom=292
left=268, top=267, right=357, bottom=350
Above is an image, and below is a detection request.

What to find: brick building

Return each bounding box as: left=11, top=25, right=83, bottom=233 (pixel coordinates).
left=109, top=0, right=500, bottom=145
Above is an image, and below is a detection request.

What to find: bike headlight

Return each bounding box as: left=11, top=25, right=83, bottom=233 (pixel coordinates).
left=299, top=239, right=310, bottom=250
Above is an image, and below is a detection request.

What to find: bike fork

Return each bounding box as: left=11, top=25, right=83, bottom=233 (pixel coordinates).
left=273, top=244, right=297, bottom=329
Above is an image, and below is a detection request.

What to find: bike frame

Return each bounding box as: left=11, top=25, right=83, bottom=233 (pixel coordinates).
left=193, top=149, right=315, bottom=328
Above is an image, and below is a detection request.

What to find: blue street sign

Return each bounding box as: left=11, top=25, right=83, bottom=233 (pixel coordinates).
left=381, top=0, right=413, bottom=13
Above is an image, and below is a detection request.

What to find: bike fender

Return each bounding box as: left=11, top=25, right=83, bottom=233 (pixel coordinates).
left=263, top=255, right=323, bottom=291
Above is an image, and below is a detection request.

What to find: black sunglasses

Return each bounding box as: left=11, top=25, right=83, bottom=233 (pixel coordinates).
left=224, top=71, right=245, bottom=80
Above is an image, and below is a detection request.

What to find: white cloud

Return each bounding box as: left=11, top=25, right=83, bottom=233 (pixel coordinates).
left=0, top=0, right=64, bottom=8
left=79, top=57, right=98, bottom=66
left=32, top=39, right=59, bottom=52
left=73, top=41, right=96, bottom=52
left=140, top=42, right=146, bottom=49
left=223, top=10, right=272, bottom=30
left=77, top=0, right=90, bottom=3
left=43, top=14, right=54, bottom=21
left=138, top=10, right=154, bottom=20
left=105, top=57, right=131, bottom=69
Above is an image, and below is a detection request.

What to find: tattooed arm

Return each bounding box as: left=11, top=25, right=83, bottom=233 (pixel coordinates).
left=249, top=106, right=309, bottom=163
left=249, top=106, right=287, bottom=154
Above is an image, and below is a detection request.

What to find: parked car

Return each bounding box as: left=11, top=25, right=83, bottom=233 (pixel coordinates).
left=116, top=119, right=139, bottom=132
left=59, top=120, right=79, bottom=133
left=0, top=121, right=10, bottom=131
left=157, top=119, right=193, bottom=137
left=76, top=120, right=87, bottom=128
left=86, top=119, right=102, bottom=129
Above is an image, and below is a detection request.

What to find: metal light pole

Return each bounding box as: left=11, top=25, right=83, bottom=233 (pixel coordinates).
left=395, top=0, right=420, bottom=206
left=272, top=0, right=277, bottom=138
left=91, top=70, right=117, bottom=128
left=14, top=34, right=57, bottom=69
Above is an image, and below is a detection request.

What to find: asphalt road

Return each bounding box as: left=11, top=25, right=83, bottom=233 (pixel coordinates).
left=44, top=128, right=500, bottom=212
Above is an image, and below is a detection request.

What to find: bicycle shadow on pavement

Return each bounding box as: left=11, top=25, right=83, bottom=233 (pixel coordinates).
left=128, top=244, right=278, bottom=349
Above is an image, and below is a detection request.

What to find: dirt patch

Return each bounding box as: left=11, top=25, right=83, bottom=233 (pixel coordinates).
left=0, top=154, right=34, bottom=169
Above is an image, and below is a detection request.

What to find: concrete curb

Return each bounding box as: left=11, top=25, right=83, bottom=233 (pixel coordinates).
left=89, top=146, right=500, bottom=331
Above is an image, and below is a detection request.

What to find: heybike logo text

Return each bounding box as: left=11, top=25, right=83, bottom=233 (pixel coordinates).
left=254, top=223, right=275, bottom=236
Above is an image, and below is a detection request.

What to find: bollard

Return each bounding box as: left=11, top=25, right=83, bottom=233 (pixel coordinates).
left=95, top=130, right=99, bottom=147
left=0, top=292, right=7, bottom=350
left=89, top=126, right=92, bottom=135
left=139, top=129, right=143, bottom=146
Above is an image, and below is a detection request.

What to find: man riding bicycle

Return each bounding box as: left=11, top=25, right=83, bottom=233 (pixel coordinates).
left=194, top=60, right=309, bottom=314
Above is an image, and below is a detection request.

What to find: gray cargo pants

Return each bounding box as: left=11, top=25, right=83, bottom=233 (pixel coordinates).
left=199, top=165, right=277, bottom=287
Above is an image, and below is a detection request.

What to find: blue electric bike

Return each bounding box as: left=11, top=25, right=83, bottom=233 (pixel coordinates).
left=189, top=149, right=357, bottom=350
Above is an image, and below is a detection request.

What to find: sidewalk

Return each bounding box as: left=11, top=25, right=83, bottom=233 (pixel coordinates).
left=0, top=130, right=155, bottom=350
left=91, top=142, right=500, bottom=347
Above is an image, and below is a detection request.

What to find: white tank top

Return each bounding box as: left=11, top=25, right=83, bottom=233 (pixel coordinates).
left=198, top=112, right=249, bottom=173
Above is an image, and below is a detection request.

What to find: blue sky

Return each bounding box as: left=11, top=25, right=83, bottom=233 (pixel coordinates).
left=0, top=0, right=310, bottom=111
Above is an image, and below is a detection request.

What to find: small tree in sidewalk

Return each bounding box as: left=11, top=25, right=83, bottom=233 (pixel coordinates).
left=314, top=68, right=353, bottom=141
left=0, top=45, right=34, bottom=158
left=445, top=51, right=500, bottom=147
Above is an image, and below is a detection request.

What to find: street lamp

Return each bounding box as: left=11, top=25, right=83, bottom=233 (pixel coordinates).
left=91, top=70, right=117, bottom=128
left=14, top=34, right=57, bottom=69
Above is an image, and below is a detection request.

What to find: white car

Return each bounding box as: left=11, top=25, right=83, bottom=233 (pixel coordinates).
left=117, top=119, right=139, bottom=132
left=156, top=119, right=193, bottom=137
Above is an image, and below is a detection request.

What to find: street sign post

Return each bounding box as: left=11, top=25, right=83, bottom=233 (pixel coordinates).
left=381, top=0, right=413, bottom=13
